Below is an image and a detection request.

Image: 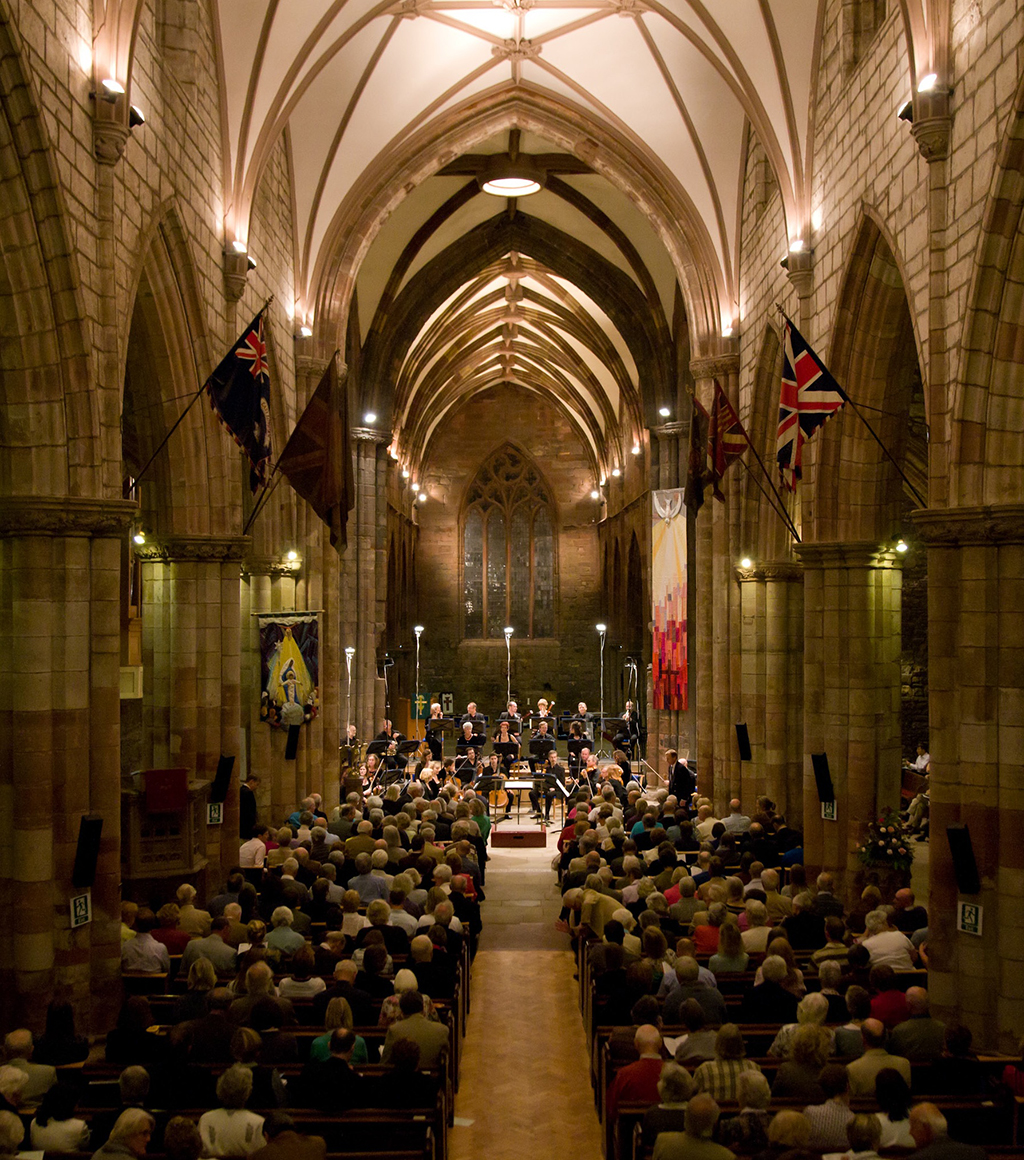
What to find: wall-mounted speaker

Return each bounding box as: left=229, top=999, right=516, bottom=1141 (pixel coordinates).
left=810, top=752, right=835, bottom=803
left=72, top=815, right=103, bottom=888
left=209, top=755, right=235, bottom=803
left=735, top=723, right=752, bottom=762
left=285, top=725, right=301, bottom=760
left=946, top=823, right=981, bottom=894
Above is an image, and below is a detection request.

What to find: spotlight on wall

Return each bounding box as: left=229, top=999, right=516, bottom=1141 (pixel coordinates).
left=94, top=77, right=125, bottom=103
left=284, top=550, right=301, bottom=570
left=631, top=443, right=640, bottom=456
left=895, top=538, right=909, bottom=553
left=590, top=489, right=599, bottom=500
left=721, top=324, right=734, bottom=338
left=897, top=100, right=914, bottom=123
left=246, top=254, right=257, bottom=271
left=599, top=475, right=607, bottom=487
left=740, top=556, right=753, bottom=569
left=132, top=529, right=146, bottom=545
left=128, top=104, right=145, bottom=128
left=230, top=239, right=247, bottom=254
left=611, top=467, right=621, bottom=477
left=917, top=72, right=938, bottom=93
left=364, top=411, right=377, bottom=424
left=296, top=324, right=313, bottom=338
left=788, top=239, right=805, bottom=254
left=402, top=469, right=410, bottom=479
left=659, top=406, right=671, bottom=418
left=418, top=492, right=427, bottom=503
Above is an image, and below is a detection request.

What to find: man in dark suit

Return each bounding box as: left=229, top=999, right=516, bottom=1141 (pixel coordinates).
left=250, top=1113, right=326, bottom=1160
left=239, top=776, right=259, bottom=840
left=811, top=873, right=845, bottom=918
left=666, top=749, right=696, bottom=805
left=312, top=959, right=375, bottom=1026
left=300, top=1029, right=364, bottom=1110
left=460, top=701, right=486, bottom=730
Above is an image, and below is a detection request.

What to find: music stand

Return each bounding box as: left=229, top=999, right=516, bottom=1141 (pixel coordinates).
left=556, top=714, right=574, bottom=740
left=492, top=740, right=519, bottom=772
left=566, top=738, right=586, bottom=771
left=456, top=733, right=486, bottom=753
left=528, top=736, right=556, bottom=773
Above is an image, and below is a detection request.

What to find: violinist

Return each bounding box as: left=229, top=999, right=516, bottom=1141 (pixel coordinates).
left=453, top=745, right=481, bottom=785
left=424, top=702, right=445, bottom=761
left=492, top=717, right=521, bottom=772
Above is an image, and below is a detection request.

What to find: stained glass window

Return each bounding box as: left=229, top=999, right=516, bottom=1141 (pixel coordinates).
left=462, top=445, right=556, bottom=638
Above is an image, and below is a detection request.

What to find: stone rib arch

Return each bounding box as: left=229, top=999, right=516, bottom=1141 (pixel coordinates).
left=122, top=204, right=238, bottom=536
left=311, top=88, right=730, bottom=364
left=805, top=211, right=925, bottom=543
left=951, top=67, right=1024, bottom=508
left=0, top=1, right=94, bottom=498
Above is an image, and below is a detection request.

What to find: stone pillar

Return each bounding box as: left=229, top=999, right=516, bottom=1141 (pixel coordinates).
left=796, top=542, right=902, bottom=896
left=648, top=421, right=691, bottom=771
left=139, top=535, right=246, bottom=887
left=0, top=497, right=135, bottom=1032
left=690, top=353, right=741, bottom=812
left=344, top=428, right=390, bottom=739
left=736, top=562, right=804, bottom=816
left=914, top=505, right=1024, bottom=1051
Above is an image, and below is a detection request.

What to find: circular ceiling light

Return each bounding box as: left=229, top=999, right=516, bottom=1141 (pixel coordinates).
left=479, top=156, right=544, bottom=198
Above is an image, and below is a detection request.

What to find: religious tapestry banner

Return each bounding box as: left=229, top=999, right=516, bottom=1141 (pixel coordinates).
left=259, top=613, right=320, bottom=728
left=652, top=489, right=688, bottom=711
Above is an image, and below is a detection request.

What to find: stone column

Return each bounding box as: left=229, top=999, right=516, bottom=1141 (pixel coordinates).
left=139, top=535, right=246, bottom=887
left=796, top=542, right=902, bottom=896
left=648, top=421, right=690, bottom=772
left=690, top=353, right=741, bottom=812
left=736, top=562, right=804, bottom=816
left=914, top=505, right=1024, bottom=1051
left=344, top=428, right=390, bottom=739
left=0, top=497, right=135, bottom=1032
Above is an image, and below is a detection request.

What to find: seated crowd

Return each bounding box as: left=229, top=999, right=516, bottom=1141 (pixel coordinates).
left=1, top=782, right=488, bottom=1159
left=557, top=781, right=1003, bottom=1159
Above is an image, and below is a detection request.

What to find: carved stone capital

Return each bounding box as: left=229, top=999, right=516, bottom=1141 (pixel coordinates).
left=689, top=354, right=740, bottom=380
left=912, top=504, right=1024, bottom=546
left=784, top=248, right=814, bottom=299
left=93, top=119, right=130, bottom=165
left=242, top=555, right=303, bottom=576
left=795, top=540, right=901, bottom=570
left=912, top=117, right=952, bottom=161
left=351, top=426, right=391, bottom=444
left=223, top=252, right=249, bottom=302
left=136, top=534, right=250, bottom=563
left=0, top=496, right=138, bottom=536
left=651, top=422, right=686, bottom=440
left=735, top=560, right=803, bottom=583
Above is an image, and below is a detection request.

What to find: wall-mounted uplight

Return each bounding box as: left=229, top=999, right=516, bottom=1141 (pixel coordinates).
left=599, top=476, right=607, bottom=487
left=611, top=467, right=621, bottom=478
left=128, top=105, right=145, bottom=128
left=133, top=529, right=146, bottom=545
left=788, top=238, right=805, bottom=254
left=402, top=469, right=410, bottom=479
left=230, top=240, right=247, bottom=254
left=895, top=538, right=909, bottom=554
left=740, top=556, right=753, bottom=569
left=721, top=324, right=734, bottom=338
left=297, top=324, right=313, bottom=338
left=631, top=443, right=641, bottom=456
left=659, top=406, right=670, bottom=418
left=590, top=489, right=599, bottom=500
left=100, top=77, right=125, bottom=99
left=364, top=411, right=377, bottom=424
left=917, top=73, right=938, bottom=93
left=418, top=492, right=427, bottom=503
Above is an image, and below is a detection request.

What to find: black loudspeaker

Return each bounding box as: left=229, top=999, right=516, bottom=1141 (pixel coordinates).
left=72, top=815, right=103, bottom=888
left=810, top=752, right=835, bottom=803
left=285, top=725, right=301, bottom=760
left=735, top=723, right=752, bottom=762
left=209, top=755, right=235, bottom=803
left=946, top=823, right=981, bottom=894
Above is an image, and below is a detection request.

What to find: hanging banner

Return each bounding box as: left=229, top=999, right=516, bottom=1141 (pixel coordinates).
left=259, top=613, right=320, bottom=728
left=652, top=489, right=688, bottom=711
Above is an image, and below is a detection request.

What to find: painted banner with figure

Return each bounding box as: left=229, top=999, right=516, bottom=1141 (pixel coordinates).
left=652, top=489, right=688, bottom=711
left=259, top=614, right=320, bottom=728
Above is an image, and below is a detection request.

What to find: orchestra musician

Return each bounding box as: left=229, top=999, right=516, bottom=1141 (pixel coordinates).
left=566, top=721, right=585, bottom=773
left=534, top=697, right=556, bottom=723
left=530, top=747, right=562, bottom=823
left=571, top=701, right=593, bottom=740
left=497, top=700, right=523, bottom=732
left=492, top=718, right=521, bottom=771
left=424, top=702, right=445, bottom=761
left=375, top=718, right=405, bottom=744
left=482, top=752, right=513, bottom=819
left=453, top=745, right=481, bottom=785
left=457, top=719, right=486, bottom=752
left=613, top=700, right=640, bottom=756
left=461, top=701, right=486, bottom=730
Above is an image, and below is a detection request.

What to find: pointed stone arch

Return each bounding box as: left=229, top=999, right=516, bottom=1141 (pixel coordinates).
left=807, top=211, right=925, bottom=543
left=952, top=68, right=1024, bottom=508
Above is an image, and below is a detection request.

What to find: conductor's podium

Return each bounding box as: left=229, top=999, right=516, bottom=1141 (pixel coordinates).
left=491, top=779, right=549, bottom=846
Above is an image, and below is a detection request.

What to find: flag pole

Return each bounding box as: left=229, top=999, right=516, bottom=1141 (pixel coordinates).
left=777, top=307, right=926, bottom=509
left=738, top=453, right=802, bottom=544
left=242, top=465, right=284, bottom=537
left=743, top=431, right=802, bottom=543
left=126, top=296, right=274, bottom=495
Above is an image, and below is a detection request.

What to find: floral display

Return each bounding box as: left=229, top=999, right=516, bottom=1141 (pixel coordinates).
left=857, top=806, right=914, bottom=872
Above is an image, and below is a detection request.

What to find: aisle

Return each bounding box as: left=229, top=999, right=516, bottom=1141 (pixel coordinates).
left=448, top=832, right=603, bottom=1160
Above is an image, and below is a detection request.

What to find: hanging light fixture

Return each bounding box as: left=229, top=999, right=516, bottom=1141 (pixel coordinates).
left=479, top=155, right=545, bottom=198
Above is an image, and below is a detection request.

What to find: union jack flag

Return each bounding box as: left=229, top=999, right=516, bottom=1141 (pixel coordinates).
left=776, top=316, right=846, bottom=490
left=206, top=307, right=273, bottom=493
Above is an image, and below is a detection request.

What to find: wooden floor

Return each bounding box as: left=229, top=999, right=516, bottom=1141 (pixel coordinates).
left=449, top=825, right=604, bottom=1159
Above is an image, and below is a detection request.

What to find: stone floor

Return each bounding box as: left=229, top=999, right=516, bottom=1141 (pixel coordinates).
left=448, top=824, right=604, bottom=1159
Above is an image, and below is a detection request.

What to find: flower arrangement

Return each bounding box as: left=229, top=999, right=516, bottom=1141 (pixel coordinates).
left=857, top=806, right=914, bottom=872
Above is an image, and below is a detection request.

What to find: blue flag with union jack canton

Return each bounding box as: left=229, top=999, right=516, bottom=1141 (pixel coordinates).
left=776, top=316, right=847, bottom=490
left=206, top=307, right=273, bottom=493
